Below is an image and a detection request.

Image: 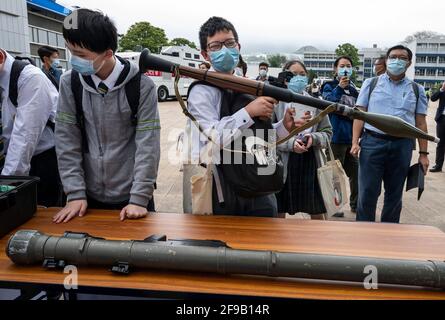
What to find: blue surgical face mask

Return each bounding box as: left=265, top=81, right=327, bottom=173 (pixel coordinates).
left=338, top=67, right=353, bottom=78
left=387, top=58, right=407, bottom=76
left=288, top=75, right=308, bottom=94
left=70, top=54, right=104, bottom=76
left=209, top=47, right=240, bottom=73
left=51, top=59, right=60, bottom=69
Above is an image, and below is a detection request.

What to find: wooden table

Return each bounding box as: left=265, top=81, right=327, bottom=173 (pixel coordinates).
left=1, top=209, right=445, bottom=300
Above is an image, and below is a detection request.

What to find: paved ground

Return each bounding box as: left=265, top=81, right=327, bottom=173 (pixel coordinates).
left=155, top=99, right=445, bottom=231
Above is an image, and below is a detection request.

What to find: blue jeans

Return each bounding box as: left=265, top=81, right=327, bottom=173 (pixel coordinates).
left=357, top=133, right=413, bottom=223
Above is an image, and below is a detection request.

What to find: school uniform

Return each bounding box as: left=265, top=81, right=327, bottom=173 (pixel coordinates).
left=183, top=82, right=290, bottom=217
left=0, top=51, right=61, bottom=207
left=56, top=57, right=160, bottom=211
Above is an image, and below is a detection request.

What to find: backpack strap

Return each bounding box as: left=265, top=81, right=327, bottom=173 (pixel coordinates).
left=9, top=60, right=29, bottom=107
left=42, top=68, right=59, bottom=91
left=412, top=82, right=420, bottom=111
left=9, top=59, right=56, bottom=131
left=124, top=73, right=141, bottom=126
left=70, top=70, right=89, bottom=154
left=368, top=77, right=379, bottom=103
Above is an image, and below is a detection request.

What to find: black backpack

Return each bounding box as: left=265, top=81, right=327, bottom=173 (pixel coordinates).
left=9, top=59, right=55, bottom=131
left=187, top=81, right=284, bottom=198
left=70, top=57, right=141, bottom=154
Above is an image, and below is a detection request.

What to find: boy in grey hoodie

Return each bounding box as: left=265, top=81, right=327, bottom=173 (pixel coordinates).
left=53, top=9, right=160, bottom=223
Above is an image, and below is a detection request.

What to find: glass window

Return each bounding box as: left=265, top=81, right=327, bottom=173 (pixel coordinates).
left=439, top=57, right=445, bottom=64
left=194, top=54, right=200, bottom=59
left=415, top=69, right=425, bottom=76
left=38, top=29, right=48, bottom=44
left=438, top=69, right=445, bottom=76
left=185, top=53, right=192, bottom=58
left=48, top=32, right=57, bottom=46
left=32, top=28, right=39, bottom=43
left=188, top=63, right=196, bottom=67
left=171, top=52, right=179, bottom=57
left=426, top=69, right=436, bottom=76
left=57, top=34, right=65, bottom=48
left=427, top=56, right=437, bottom=63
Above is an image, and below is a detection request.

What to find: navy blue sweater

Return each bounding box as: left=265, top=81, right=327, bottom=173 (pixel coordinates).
left=322, top=80, right=359, bottom=145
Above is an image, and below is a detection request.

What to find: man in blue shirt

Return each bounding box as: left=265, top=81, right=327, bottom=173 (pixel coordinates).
left=351, top=45, right=430, bottom=223
left=38, top=46, right=62, bottom=90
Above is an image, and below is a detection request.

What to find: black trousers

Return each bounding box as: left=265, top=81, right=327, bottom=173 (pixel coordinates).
left=87, top=196, right=156, bottom=212
left=435, top=116, right=445, bottom=169
left=29, top=147, right=64, bottom=208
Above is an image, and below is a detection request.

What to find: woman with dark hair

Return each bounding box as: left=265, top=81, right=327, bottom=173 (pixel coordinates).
left=273, top=60, right=333, bottom=219
left=321, top=56, right=359, bottom=217
left=235, top=55, right=248, bottom=77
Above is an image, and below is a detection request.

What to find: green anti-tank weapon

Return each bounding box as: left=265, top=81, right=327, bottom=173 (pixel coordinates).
left=6, top=230, right=445, bottom=290
left=138, top=49, right=440, bottom=144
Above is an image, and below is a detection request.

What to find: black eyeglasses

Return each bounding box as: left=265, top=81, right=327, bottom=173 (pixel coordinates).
left=207, top=38, right=238, bottom=52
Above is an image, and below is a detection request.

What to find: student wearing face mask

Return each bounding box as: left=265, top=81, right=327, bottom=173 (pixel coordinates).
left=0, top=47, right=61, bottom=207
left=273, top=61, right=332, bottom=219
left=256, top=62, right=269, bottom=82
left=38, top=46, right=63, bottom=89
left=351, top=45, right=429, bottom=224
left=373, top=56, right=387, bottom=77
left=321, top=56, right=359, bottom=217
left=53, top=9, right=160, bottom=223
left=182, top=17, right=310, bottom=216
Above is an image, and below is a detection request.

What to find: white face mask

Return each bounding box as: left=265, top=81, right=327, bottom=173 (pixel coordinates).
left=234, top=67, right=244, bottom=77
left=259, top=69, right=268, bottom=78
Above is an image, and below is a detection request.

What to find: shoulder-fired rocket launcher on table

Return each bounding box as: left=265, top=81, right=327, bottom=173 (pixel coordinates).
left=138, top=49, right=440, bottom=144
left=6, top=230, right=445, bottom=290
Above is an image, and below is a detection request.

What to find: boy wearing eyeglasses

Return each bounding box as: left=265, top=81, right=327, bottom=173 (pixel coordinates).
left=182, top=16, right=309, bottom=217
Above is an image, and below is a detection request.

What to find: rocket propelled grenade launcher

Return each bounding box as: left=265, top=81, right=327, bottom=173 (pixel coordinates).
left=6, top=230, right=445, bottom=290
left=139, top=49, right=440, bottom=144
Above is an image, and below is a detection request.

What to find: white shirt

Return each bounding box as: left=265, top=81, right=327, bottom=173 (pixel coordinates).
left=182, top=84, right=289, bottom=164
left=0, top=51, right=58, bottom=175
left=91, top=57, right=124, bottom=91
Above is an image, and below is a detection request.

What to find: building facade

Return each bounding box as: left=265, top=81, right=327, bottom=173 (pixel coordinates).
left=302, top=49, right=337, bottom=80
left=358, top=45, right=387, bottom=83
left=0, top=0, right=30, bottom=56
left=299, top=45, right=385, bottom=84
left=0, top=0, right=70, bottom=69
left=407, top=37, right=445, bottom=89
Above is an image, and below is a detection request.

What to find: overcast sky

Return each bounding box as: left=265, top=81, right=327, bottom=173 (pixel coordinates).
left=59, top=0, right=445, bottom=53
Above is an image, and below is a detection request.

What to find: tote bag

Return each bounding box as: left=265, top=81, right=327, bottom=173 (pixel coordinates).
left=317, top=143, right=349, bottom=217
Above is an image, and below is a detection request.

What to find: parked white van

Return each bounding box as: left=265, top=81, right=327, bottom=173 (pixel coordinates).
left=117, top=45, right=205, bottom=102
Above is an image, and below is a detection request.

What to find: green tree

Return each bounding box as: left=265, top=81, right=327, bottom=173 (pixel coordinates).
left=335, top=43, right=360, bottom=67
left=267, top=54, right=287, bottom=68
left=120, top=22, right=169, bottom=53
left=168, top=37, right=197, bottom=49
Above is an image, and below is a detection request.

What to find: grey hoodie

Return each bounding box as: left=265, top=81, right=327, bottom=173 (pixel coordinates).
left=55, top=59, right=160, bottom=207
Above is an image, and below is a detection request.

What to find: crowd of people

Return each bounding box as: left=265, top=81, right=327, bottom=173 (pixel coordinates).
left=0, top=9, right=442, bottom=225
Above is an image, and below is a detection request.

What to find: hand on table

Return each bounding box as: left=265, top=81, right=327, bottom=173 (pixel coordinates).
left=53, top=200, right=88, bottom=224
left=120, top=204, right=149, bottom=221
